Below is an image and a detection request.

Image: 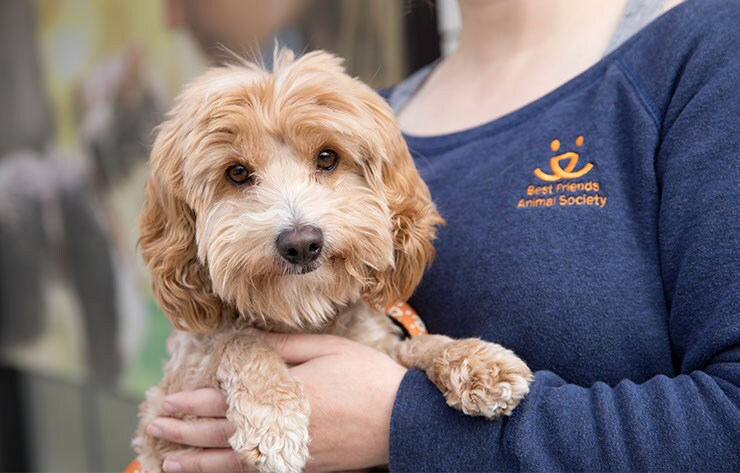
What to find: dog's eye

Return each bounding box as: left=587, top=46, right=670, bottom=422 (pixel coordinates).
left=226, top=165, right=253, bottom=186
left=316, top=150, right=339, bottom=172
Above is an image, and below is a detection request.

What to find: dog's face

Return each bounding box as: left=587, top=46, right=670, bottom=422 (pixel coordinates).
left=139, top=50, right=442, bottom=333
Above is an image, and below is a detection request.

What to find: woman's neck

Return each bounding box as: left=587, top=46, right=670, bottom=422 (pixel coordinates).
left=453, top=0, right=628, bottom=68
left=397, top=0, right=629, bottom=135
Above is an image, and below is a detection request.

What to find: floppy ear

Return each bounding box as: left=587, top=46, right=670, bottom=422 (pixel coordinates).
left=138, top=119, right=225, bottom=334
left=361, top=95, right=444, bottom=308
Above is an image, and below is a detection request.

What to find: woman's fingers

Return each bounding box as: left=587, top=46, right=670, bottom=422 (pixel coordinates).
left=163, top=388, right=228, bottom=417
left=148, top=416, right=235, bottom=448
left=163, top=449, right=255, bottom=473
left=254, top=330, right=348, bottom=364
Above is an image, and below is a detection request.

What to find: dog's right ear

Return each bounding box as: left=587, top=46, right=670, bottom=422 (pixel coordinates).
left=138, top=118, right=224, bottom=334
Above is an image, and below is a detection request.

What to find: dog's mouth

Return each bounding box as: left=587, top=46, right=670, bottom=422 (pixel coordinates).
left=281, top=254, right=343, bottom=276
left=283, top=259, right=323, bottom=275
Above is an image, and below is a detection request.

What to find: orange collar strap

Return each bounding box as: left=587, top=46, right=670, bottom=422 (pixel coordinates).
left=385, top=301, right=428, bottom=338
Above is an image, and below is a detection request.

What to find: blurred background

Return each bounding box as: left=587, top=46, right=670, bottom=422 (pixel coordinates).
left=0, top=0, right=463, bottom=471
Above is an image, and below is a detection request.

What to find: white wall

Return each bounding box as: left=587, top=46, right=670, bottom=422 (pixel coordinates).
left=436, top=0, right=461, bottom=55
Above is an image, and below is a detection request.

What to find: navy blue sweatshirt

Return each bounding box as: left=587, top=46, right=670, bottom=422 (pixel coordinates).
left=384, top=1, right=740, bottom=471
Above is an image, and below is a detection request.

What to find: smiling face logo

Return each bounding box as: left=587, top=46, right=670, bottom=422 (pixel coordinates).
left=533, top=135, right=593, bottom=182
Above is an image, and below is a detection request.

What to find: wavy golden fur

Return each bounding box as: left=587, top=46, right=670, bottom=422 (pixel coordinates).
left=139, top=49, right=440, bottom=333
left=134, top=49, right=531, bottom=473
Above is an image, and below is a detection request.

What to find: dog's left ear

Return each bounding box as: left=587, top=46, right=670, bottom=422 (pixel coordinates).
left=360, top=93, right=444, bottom=308
left=138, top=108, right=226, bottom=334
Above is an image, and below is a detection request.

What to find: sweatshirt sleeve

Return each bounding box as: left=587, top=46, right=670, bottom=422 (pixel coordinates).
left=389, top=9, right=740, bottom=473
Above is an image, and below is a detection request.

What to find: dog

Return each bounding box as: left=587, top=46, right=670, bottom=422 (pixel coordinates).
left=133, top=49, right=532, bottom=473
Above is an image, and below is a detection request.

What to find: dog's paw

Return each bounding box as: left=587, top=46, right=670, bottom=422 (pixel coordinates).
left=427, top=338, right=532, bottom=419
left=227, top=388, right=311, bottom=473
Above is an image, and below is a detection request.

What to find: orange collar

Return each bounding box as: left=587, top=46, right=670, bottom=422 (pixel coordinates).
left=386, top=301, right=427, bottom=338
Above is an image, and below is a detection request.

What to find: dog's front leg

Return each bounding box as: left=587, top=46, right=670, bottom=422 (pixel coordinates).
left=217, top=335, right=310, bottom=473
left=393, top=334, right=533, bottom=419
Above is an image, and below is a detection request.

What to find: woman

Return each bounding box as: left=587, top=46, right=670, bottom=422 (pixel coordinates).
left=146, top=0, right=740, bottom=470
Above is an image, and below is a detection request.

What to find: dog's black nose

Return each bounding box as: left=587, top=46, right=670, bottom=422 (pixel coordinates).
left=276, top=226, right=324, bottom=266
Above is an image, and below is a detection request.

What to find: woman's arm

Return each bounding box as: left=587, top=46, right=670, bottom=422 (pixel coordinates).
left=393, top=366, right=739, bottom=471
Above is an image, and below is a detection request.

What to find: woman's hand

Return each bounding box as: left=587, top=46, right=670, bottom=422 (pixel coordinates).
left=147, top=332, right=408, bottom=472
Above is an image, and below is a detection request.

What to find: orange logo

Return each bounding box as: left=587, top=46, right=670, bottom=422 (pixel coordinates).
left=533, top=135, right=593, bottom=182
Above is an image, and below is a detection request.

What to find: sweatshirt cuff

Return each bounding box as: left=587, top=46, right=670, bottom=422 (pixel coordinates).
left=389, top=368, right=508, bottom=472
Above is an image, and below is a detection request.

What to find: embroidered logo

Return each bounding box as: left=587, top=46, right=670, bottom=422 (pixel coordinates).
left=533, top=135, right=593, bottom=181
left=517, top=135, right=607, bottom=209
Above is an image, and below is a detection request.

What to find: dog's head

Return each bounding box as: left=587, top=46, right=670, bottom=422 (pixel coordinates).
left=139, top=49, right=443, bottom=333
